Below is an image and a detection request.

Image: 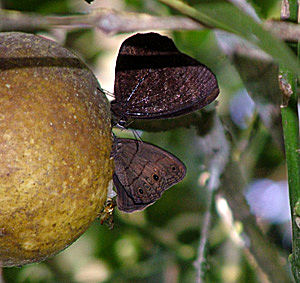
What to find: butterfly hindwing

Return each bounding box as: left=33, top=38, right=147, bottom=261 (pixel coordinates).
left=112, top=138, right=186, bottom=212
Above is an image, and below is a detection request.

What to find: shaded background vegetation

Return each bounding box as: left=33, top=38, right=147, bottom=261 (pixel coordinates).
left=0, top=0, right=296, bottom=282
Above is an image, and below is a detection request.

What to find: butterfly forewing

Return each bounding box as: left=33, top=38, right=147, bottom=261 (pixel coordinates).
left=111, top=33, right=219, bottom=121
left=112, top=138, right=186, bottom=212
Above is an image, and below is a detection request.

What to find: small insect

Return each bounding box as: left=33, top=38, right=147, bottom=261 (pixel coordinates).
left=99, top=198, right=116, bottom=229
left=111, top=32, right=219, bottom=126
left=112, top=138, right=186, bottom=213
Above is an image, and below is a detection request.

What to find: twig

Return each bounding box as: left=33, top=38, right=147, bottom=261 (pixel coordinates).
left=194, top=115, right=230, bottom=282
left=194, top=192, right=212, bottom=283
left=90, top=9, right=200, bottom=34
left=1, top=8, right=300, bottom=41
left=264, top=20, right=300, bottom=42
left=0, top=9, right=201, bottom=33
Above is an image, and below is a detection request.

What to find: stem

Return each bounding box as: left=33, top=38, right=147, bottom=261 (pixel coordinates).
left=0, top=9, right=200, bottom=34
left=194, top=176, right=215, bottom=283
left=280, top=1, right=300, bottom=281
left=194, top=115, right=230, bottom=282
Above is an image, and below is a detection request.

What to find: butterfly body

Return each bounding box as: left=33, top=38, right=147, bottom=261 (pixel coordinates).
left=112, top=138, right=186, bottom=212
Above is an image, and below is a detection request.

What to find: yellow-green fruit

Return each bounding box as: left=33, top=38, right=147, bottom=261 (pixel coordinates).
left=0, top=32, right=113, bottom=267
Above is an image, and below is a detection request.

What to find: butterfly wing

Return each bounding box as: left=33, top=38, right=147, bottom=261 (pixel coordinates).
left=111, top=33, right=219, bottom=120
left=112, top=138, right=186, bottom=212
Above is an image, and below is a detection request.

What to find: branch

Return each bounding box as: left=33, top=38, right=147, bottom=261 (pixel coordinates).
left=194, top=115, right=230, bottom=282
left=264, top=20, right=300, bottom=42
left=1, top=9, right=300, bottom=41
left=0, top=9, right=201, bottom=34
left=194, top=190, right=213, bottom=283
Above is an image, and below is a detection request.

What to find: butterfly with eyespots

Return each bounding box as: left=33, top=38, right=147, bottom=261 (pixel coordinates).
left=112, top=138, right=186, bottom=212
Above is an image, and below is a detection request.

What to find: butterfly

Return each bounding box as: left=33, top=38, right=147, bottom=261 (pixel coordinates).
left=110, top=32, right=219, bottom=126
left=112, top=138, right=186, bottom=212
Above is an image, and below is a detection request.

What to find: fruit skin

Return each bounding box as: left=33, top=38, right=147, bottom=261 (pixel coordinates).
left=0, top=32, right=113, bottom=266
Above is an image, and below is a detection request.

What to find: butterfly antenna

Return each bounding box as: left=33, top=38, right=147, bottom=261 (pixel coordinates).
left=97, top=87, right=115, bottom=99
left=124, top=119, right=135, bottom=128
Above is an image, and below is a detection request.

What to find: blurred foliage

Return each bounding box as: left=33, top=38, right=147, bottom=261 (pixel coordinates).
left=248, top=0, right=281, bottom=18
left=1, top=0, right=295, bottom=282
left=2, top=0, right=70, bottom=13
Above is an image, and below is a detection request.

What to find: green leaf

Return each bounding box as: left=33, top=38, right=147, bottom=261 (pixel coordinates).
left=159, top=0, right=300, bottom=77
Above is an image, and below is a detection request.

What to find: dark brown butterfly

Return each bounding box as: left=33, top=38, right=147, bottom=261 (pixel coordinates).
left=111, top=32, right=219, bottom=126
left=112, top=138, right=186, bottom=213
